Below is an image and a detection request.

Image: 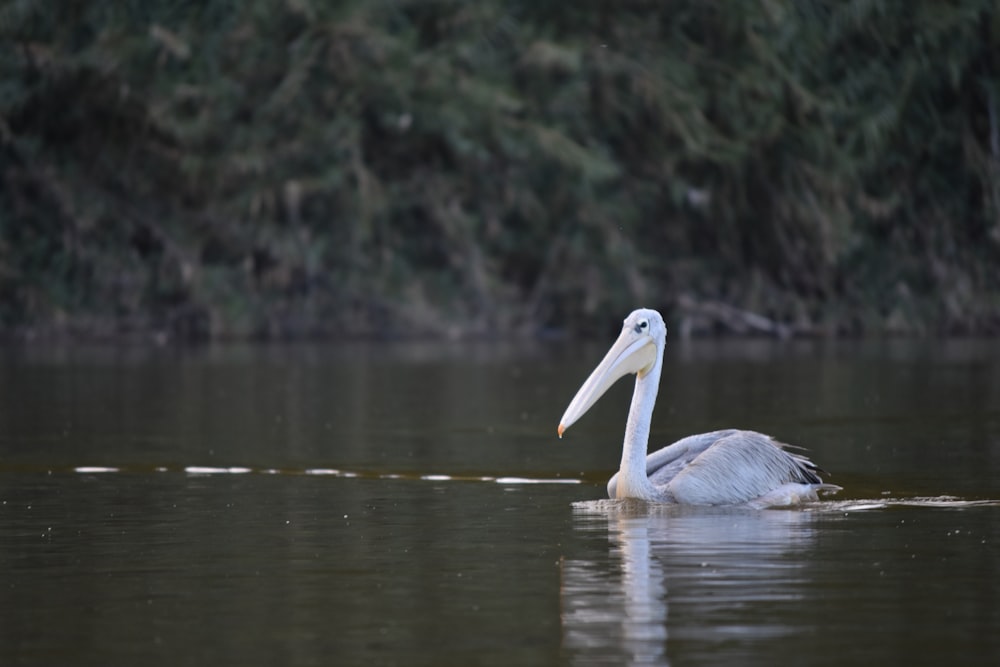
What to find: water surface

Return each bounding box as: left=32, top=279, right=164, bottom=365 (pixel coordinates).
left=1, top=339, right=999, bottom=665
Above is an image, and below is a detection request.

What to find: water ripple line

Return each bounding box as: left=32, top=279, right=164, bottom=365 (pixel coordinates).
left=50, top=463, right=584, bottom=486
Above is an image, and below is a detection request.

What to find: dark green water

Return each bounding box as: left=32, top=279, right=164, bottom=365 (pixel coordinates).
left=2, top=339, right=999, bottom=666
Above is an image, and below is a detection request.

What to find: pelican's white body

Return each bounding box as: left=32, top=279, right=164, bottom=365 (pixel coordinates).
left=558, top=309, right=838, bottom=506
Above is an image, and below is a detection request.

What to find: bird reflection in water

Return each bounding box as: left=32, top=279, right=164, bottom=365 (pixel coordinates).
left=560, top=501, right=818, bottom=666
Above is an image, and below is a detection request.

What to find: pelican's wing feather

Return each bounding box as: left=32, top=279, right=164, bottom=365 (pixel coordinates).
left=665, top=430, right=822, bottom=505
left=606, top=429, right=742, bottom=498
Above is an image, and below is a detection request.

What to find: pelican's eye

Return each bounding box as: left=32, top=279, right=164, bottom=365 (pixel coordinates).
left=634, top=318, right=649, bottom=334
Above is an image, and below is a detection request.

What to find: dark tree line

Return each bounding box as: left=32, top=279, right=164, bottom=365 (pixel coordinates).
left=2, top=1, right=999, bottom=339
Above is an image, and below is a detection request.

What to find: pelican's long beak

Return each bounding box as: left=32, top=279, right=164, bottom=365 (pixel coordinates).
left=558, top=329, right=656, bottom=437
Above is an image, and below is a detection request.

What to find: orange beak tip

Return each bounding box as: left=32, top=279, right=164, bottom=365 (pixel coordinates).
left=557, top=424, right=565, bottom=438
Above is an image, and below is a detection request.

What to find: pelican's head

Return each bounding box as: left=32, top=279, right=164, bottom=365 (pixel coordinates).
left=558, top=308, right=666, bottom=437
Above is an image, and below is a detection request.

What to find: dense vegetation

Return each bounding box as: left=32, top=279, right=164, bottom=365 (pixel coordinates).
left=2, top=1, right=999, bottom=339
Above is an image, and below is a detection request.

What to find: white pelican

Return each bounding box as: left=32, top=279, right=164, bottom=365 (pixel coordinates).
left=558, top=308, right=839, bottom=506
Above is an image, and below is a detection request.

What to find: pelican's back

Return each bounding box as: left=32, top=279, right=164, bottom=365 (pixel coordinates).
left=666, top=431, right=821, bottom=505
left=608, top=429, right=829, bottom=506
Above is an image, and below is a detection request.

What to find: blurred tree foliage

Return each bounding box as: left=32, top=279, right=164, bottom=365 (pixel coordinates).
left=2, top=0, right=999, bottom=339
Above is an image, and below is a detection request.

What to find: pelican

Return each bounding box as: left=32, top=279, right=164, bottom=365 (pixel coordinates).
left=558, top=308, right=839, bottom=506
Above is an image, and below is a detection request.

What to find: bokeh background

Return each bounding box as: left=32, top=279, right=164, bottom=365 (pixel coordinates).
left=3, top=1, right=999, bottom=340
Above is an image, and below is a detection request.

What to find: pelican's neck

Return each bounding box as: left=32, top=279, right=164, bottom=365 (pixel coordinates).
left=617, top=351, right=663, bottom=501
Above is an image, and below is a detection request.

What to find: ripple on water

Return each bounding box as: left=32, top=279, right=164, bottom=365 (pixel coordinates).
left=60, top=464, right=583, bottom=486
left=815, top=496, right=1000, bottom=511
left=570, top=495, right=1000, bottom=515
left=60, top=466, right=1000, bottom=510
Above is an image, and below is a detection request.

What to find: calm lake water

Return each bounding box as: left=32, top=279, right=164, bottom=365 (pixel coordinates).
left=1, top=338, right=999, bottom=666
